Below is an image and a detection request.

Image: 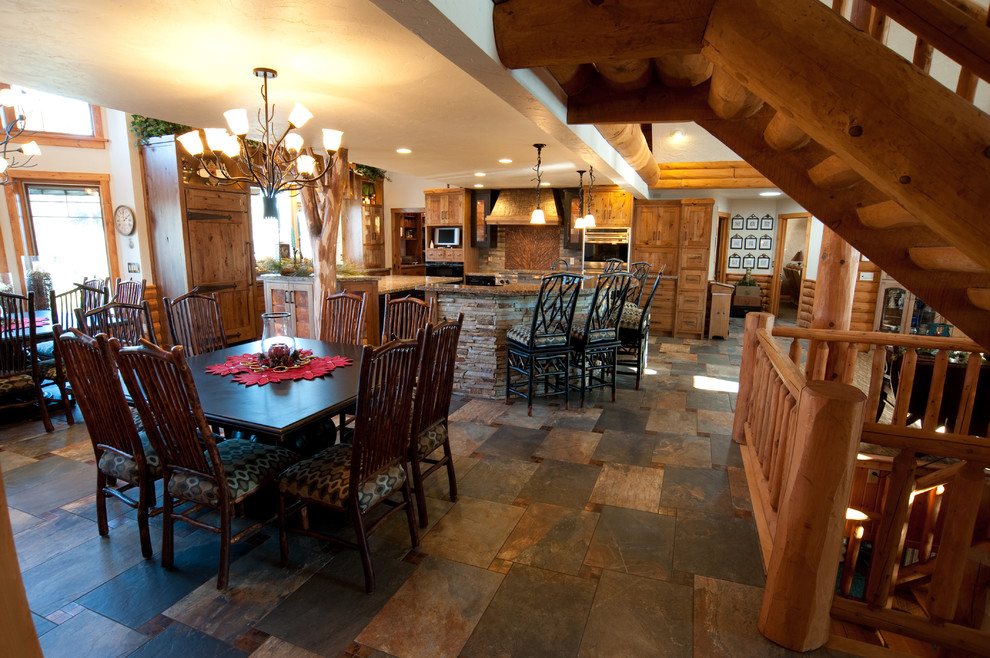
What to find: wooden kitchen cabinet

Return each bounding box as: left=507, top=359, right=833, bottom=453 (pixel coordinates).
left=633, top=202, right=679, bottom=247
left=588, top=186, right=633, bottom=227
left=263, top=276, right=315, bottom=339
left=425, top=188, right=469, bottom=226
left=141, top=135, right=258, bottom=344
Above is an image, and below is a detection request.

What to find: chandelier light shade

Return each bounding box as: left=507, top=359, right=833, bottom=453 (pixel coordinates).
left=583, top=166, right=597, bottom=228
left=530, top=143, right=546, bottom=224
left=0, top=87, right=42, bottom=184
left=177, top=67, right=343, bottom=220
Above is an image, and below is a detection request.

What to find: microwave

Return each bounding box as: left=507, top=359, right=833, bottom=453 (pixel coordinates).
left=433, top=226, right=461, bottom=247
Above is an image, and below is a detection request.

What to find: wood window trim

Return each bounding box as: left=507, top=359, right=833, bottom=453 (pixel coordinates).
left=3, top=170, right=120, bottom=289
left=0, top=84, right=107, bottom=150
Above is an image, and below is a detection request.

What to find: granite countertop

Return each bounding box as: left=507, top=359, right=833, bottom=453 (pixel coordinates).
left=338, top=274, right=461, bottom=295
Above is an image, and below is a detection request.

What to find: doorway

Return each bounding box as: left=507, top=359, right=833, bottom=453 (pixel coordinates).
left=715, top=211, right=730, bottom=282
left=769, top=212, right=811, bottom=325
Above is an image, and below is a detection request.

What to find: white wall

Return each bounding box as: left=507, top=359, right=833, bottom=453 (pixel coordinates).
left=383, top=170, right=447, bottom=268
left=105, top=109, right=153, bottom=282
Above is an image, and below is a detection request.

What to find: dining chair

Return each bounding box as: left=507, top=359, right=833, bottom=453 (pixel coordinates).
left=163, top=291, right=227, bottom=355
left=113, top=339, right=299, bottom=589
left=570, top=271, right=633, bottom=407
left=0, top=290, right=55, bottom=431
left=408, top=313, right=463, bottom=527
left=618, top=273, right=662, bottom=390
left=550, top=258, right=569, bottom=272
left=381, top=293, right=435, bottom=342
left=603, top=258, right=625, bottom=274
left=277, top=335, right=423, bottom=593
left=35, top=284, right=86, bottom=361
left=113, top=278, right=146, bottom=306
left=76, top=300, right=158, bottom=346
left=506, top=272, right=583, bottom=415
left=54, top=328, right=162, bottom=557
left=319, top=290, right=366, bottom=344
left=81, top=277, right=111, bottom=310
left=626, top=261, right=651, bottom=307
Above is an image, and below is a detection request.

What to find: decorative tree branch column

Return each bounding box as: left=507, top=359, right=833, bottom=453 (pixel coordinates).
left=300, top=148, right=349, bottom=315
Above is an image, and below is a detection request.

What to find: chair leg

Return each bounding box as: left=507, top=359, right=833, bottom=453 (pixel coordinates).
left=135, top=474, right=153, bottom=559
left=350, top=503, right=375, bottom=593
left=34, top=383, right=53, bottom=432
left=526, top=356, right=535, bottom=416
left=410, top=457, right=429, bottom=528
left=402, top=478, right=420, bottom=548
left=217, top=504, right=231, bottom=590
left=277, top=491, right=290, bottom=567
left=611, top=346, right=617, bottom=402
left=96, top=470, right=109, bottom=537
left=505, top=348, right=512, bottom=406
left=564, top=352, right=570, bottom=411
left=162, top=490, right=175, bottom=568
left=443, top=443, right=458, bottom=503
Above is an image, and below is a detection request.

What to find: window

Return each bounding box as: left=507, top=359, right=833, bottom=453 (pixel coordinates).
left=250, top=189, right=312, bottom=262
left=1, top=83, right=105, bottom=148
left=23, top=184, right=111, bottom=292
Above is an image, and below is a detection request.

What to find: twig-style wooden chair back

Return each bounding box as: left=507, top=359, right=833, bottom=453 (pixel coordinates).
left=638, top=274, right=662, bottom=334
left=581, top=272, right=633, bottom=344
left=627, top=262, right=651, bottom=306
left=81, top=277, right=110, bottom=311
left=320, top=290, right=366, bottom=344
left=526, top=272, right=583, bottom=346
left=164, top=291, right=227, bottom=355
left=351, top=337, right=422, bottom=490
left=113, top=340, right=218, bottom=486
left=76, top=300, right=158, bottom=347
left=49, top=287, right=85, bottom=330
left=603, top=258, right=624, bottom=274
left=412, top=314, right=464, bottom=438
left=113, top=278, right=146, bottom=306
left=0, top=291, right=35, bottom=377
left=381, top=294, right=435, bottom=342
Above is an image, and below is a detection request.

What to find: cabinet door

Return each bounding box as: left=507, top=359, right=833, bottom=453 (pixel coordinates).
left=445, top=191, right=465, bottom=226
left=607, top=190, right=633, bottom=227
left=425, top=193, right=445, bottom=225
left=633, top=205, right=658, bottom=246
left=656, top=206, right=680, bottom=248
left=290, top=284, right=313, bottom=339
left=631, top=247, right=677, bottom=277
left=681, top=203, right=713, bottom=247
left=187, top=212, right=255, bottom=342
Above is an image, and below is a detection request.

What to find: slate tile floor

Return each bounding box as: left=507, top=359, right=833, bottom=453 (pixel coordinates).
left=2, top=318, right=851, bottom=657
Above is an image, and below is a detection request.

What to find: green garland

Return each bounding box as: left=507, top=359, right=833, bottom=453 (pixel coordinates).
left=129, top=115, right=192, bottom=145
left=352, top=163, right=389, bottom=182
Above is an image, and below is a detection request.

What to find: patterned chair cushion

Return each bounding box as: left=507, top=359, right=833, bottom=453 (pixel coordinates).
left=507, top=324, right=568, bottom=347
left=619, top=301, right=643, bottom=330
left=417, top=421, right=448, bottom=459
left=39, top=359, right=58, bottom=382
left=168, top=439, right=298, bottom=506
left=571, top=324, right=617, bottom=343
left=0, top=374, right=35, bottom=396
left=36, top=340, right=55, bottom=360
left=97, top=431, right=163, bottom=484
left=278, top=444, right=407, bottom=512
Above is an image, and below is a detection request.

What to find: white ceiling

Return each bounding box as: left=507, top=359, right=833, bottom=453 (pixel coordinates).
left=1, top=0, right=784, bottom=199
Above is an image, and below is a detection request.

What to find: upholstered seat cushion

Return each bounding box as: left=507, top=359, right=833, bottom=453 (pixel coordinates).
left=507, top=324, right=567, bottom=347
left=36, top=340, right=55, bottom=360
left=39, top=358, right=59, bottom=382
left=0, top=374, right=35, bottom=396
left=619, top=301, right=642, bottom=330
left=570, top=322, right=617, bottom=343
left=97, top=431, right=163, bottom=484
left=168, top=439, right=298, bottom=506
left=417, top=421, right=448, bottom=459
left=278, top=444, right=407, bottom=512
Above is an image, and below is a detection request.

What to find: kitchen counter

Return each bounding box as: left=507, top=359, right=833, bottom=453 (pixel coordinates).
left=339, top=274, right=460, bottom=295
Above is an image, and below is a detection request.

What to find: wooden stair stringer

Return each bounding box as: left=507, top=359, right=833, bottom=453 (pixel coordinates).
left=697, top=106, right=990, bottom=350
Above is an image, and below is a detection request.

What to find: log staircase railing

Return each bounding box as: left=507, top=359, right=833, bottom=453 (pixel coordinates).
left=734, top=312, right=990, bottom=654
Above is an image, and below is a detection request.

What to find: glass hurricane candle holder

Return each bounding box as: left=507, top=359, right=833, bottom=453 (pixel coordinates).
left=260, top=312, right=295, bottom=365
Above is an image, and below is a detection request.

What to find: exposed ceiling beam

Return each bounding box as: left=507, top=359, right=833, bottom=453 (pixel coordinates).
left=567, top=80, right=716, bottom=124
left=702, top=0, right=990, bottom=273
left=655, top=161, right=773, bottom=189
left=492, top=0, right=715, bottom=69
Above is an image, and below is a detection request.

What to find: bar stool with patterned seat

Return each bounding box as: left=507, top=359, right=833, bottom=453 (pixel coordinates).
left=618, top=273, right=662, bottom=390
left=570, top=271, right=632, bottom=406
left=506, top=272, right=583, bottom=415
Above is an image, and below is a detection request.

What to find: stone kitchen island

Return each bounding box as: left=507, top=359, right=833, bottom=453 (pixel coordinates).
left=337, top=274, right=462, bottom=343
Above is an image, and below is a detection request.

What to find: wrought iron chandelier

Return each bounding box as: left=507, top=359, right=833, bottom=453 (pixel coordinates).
left=574, top=169, right=587, bottom=229
left=530, top=143, right=546, bottom=224
left=0, top=88, right=42, bottom=185
left=177, top=67, right=343, bottom=219
left=583, top=165, right=597, bottom=228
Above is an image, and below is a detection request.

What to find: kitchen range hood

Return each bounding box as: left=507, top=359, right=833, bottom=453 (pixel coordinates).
left=485, top=188, right=562, bottom=225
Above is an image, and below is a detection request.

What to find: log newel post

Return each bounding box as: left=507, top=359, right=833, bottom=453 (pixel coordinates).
left=732, top=312, right=775, bottom=443
left=758, top=380, right=866, bottom=652
left=811, top=226, right=859, bottom=379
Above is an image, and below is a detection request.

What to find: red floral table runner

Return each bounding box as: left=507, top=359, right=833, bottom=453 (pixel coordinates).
left=4, top=317, right=50, bottom=330
left=205, top=349, right=354, bottom=386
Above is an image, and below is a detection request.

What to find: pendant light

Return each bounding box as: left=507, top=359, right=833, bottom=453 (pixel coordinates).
left=573, top=169, right=587, bottom=229
left=530, top=143, right=546, bottom=224
left=583, top=166, right=597, bottom=228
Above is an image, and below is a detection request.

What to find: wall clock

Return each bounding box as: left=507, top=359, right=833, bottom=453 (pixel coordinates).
left=114, top=205, right=135, bottom=235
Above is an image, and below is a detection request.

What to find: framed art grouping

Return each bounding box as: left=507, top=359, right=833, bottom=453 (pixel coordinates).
left=760, top=214, right=774, bottom=230
left=729, top=234, right=743, bottom=249
left=742, top=254, right=756, bottom=269
left=744, top=235, right=758, bottom=250
left=745, top=214, right=760, bottom=230
left=759, top=235, right=773, bottom=250
left=731, top=215, right=744, bottom=230
left=728, top=253, right=741, bottom=269
left=757, top=254, right=771, bottom=270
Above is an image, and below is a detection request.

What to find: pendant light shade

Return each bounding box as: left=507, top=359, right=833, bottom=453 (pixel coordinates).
left=531, top=208, right=546, bottom=224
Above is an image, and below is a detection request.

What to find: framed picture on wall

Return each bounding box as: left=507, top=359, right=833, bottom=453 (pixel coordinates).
left=759, top=235, right=772, bottom=250
left=743, top=254, right=756, bottom=269
left=728, top=253, right=741, bottom=269
left=729, top=235, right=743, bottom=249
left=745, top=214, right=760, bottom=230
left=757, top=254, right=771, bottom=270
left=761, top=215, right=774, bottom=230
left=731, top=215, right=744, bottom=230
left=744, top=235, right=758, bottom=250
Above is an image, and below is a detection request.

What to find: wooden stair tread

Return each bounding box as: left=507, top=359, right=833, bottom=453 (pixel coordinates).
left=908, top=247, right=985, bottom=273
left=857, top=200, right=920, bottom=230
left=967, top=288, right=990, bottom=310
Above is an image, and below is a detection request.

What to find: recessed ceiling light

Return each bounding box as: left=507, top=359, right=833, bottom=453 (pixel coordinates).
left=498, top=158, right=512, bottom=164
left=474, top=172, right=486, bottom=177
left=540, top=182, right=551, bottom=186
left=395, top=147, right=412, bottom=154
left=759, top=191, right=782, bottom=197
left=474, top=183, right=484, bottom=188
left=669, top=129, right=687, bottom=142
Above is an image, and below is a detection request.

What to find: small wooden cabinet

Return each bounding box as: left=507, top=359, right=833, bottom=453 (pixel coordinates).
left=425, top=189, right=468, bottom=226
left=633, top=203, right=679, bottom=247
left=588, top=186, right=634, bottom=227
left=262, top=277, right=316, bottom=340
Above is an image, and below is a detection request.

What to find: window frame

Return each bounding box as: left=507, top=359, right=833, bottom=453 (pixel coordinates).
left=0, top=83, right=106, bottom=150
left=3, top=171, right=119, bottom=290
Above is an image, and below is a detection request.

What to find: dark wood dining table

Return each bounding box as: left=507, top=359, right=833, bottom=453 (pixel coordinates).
left=184, top=338, right=365, bottom=446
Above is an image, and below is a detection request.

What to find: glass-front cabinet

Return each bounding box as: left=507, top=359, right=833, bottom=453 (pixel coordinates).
left=262, top=276, right=315, bottom=339
left=874, top=275, right=951, bottom=336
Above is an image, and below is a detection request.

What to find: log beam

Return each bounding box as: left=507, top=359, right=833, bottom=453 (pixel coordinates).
left=856, top=200, right=920, bottom=230
left=764, top=113, right=812, bottom=151
left=595, top=59, right=653, bottom=92
left=702, top=0, right=990, bottom=273
left=708, top=66, right=764, bottom=120
left=567, top=80, right=716, bottom=124
left=595, top=123, right=660, bottom=186
left=493, top=0, right=716, bottom=69
left=653, top=53, right=714, bottom=87
left=807, top=155, right=864, bottom=190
